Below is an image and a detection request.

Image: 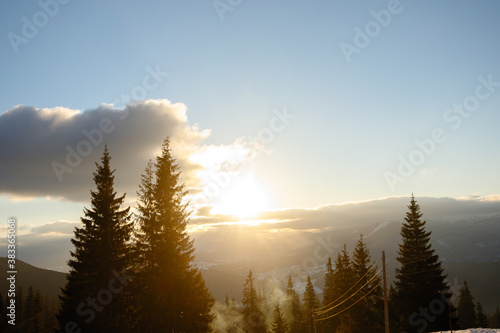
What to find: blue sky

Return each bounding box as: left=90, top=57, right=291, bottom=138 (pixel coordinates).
left=1, top=0, right=500, bottom=239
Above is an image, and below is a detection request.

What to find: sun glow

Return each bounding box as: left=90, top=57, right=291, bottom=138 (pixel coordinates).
left=213, top=177, right=270, bottom=220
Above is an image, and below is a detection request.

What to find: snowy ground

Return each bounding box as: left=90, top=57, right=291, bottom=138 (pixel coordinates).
left=431, top=329, right=500, bottom=333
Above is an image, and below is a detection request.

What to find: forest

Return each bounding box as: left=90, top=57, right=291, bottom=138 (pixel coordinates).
left=2, top=138, right=499, bottom=333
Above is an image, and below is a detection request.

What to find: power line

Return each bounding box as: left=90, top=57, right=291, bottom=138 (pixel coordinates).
left=314, top=268, right=381, bottom=316
left=315, top=280, right=383, bottom=322
left=314, top=263, right=376, bottom=312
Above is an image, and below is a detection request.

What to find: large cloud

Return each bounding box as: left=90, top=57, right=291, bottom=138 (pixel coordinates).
left=0, top=100, right=211, bottom=201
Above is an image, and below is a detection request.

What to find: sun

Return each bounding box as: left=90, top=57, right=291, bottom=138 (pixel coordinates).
left=213, top=176, right=270, bottom=219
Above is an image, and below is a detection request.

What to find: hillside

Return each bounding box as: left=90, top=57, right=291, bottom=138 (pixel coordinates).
left=0, top=257, right=66, bottom=305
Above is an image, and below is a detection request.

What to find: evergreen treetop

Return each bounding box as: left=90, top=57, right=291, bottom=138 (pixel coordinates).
left=285, top=276, right=304, bottom=333
left=457, top=281, right=476, bottom=329
left=132, top=138, right=213, bottom=332
left=271, top=301, right=289, bottom=333
left=242, top=270, right=267, bottom=333
left=393, top=195, right=451, bottom=333
left=302, top=275, right=319, bottom=333
left=57, top=145, right=133, bottom=332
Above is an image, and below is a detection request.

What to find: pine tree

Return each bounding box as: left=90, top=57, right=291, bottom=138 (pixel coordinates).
left=476, top=302, right=488, bottom=328
left=57, top=146, right=134, bottom=332
left=133, top=138, right=214, bottom=332
left=33, top=290, right=44, bottom=332
left=320, top=257, right=339, bottom=332
left=393, top=195, right=452, bottom=333
left=23, top=286, right=35, bottom=332
left=22, top=286, right=43, bottom=332
left=271, top=301, right=289, bottom=333
left=351, top=234, right=383, bottom=333
left=333, top=244, right=355, bottom=333
left=242, top=270, right=267, bottom=333
left=302, top=275, right=319, bottom=333
left=457, top=281, right=476, bottom=329
left=18, top=286, right=23, bottom=324
left=285, top=276, right=304, bottom=333
left=489, top=307, right=500, bottom=328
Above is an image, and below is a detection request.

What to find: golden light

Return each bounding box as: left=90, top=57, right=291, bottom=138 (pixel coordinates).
left=212, top=176, right=270, bottom=220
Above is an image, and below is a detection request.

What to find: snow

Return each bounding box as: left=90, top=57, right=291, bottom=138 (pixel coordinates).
left=430, top=329, right=500, bottom=333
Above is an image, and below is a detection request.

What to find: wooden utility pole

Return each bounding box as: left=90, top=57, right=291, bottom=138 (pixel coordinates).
left=383, top=251, right=390, bottom=333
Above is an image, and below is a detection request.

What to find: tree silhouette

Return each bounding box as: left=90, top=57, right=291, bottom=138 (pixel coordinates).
left=302, top=275, right=319, bottom=333
left=333, top=244, right=355, bottom=332
left=57, top=145, right=133, bottom=332
left=242, top=270, right=267, bottom=333
left=457, top=281, right=476, bottom=329
left=285, top=276, right=304, bottom=333
left=351, top=234, right=383, bottom=333
left=271, top=301, right=289, bottom=333
left=476, top=301, right=487, bottom=328
left=321, top=257, right=339, bottom=332
left=132, top=138, right=214, bottom=332
left=489, top=307, right=500, bottom=328
left=392, top=195, right=452, bottom=333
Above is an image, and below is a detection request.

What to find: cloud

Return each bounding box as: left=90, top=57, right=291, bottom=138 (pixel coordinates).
left=30, top=221, right=79, bottom=236
left=0, top=100, right=212, bottom=201
left=0, top=220, right=80, bottom=271
left=190, top=195, right=500, bottom=231
left=4, top=195, right=500, bottom=271
left=0, top=99, right=265, bottom=205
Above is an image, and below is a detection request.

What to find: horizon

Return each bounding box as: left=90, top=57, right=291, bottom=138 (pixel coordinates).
left=1, top=2, right=500, bottom=331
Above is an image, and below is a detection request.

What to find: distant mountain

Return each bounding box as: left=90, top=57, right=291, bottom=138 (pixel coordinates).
left=6, top=197, right=500, bottom=314
left=0, top=257, right=66, bottom=305
left=192, top=212, right=500, bottom=313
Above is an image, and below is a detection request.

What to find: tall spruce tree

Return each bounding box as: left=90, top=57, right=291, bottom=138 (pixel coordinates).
left=271, top=301, right=289, bottom=333
left=333, top=244, right=355, bottom=333
left=476, top=302, right=488, bottom=328
left=320, top=257, right=339, bottom=332
left=457, top=281, right=476, bottom=329
left=57, top=146, right=134, bottom=332
left=285, top=276, right=304, bottom=333
left=489, top=307, right=500, bottom=328
left=351, top=234, right=383, bottom=333
left=133, top=138, right=214, bottom=332
left=242, top=270, right=267, bottom=333
left=18, top=286, right=23, bottom=324
left=393, top=195, right=452, bottom=333
left=302, top=275, right=319, bottom=333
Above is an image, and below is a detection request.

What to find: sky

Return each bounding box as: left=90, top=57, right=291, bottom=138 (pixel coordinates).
left=0, top=1, right=500, bottom=268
